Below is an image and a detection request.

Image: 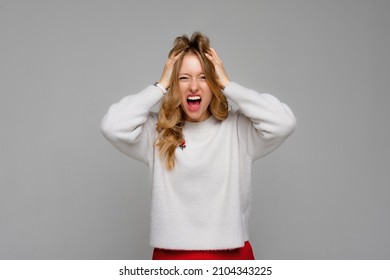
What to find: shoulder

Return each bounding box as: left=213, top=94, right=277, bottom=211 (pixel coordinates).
left=223, top=108, right=252, bottom=132
left=227, top=107, right=248, bottom=122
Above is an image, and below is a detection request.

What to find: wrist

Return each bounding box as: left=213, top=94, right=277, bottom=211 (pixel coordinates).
left=154, top=82, right=167, bottom=94
left=220, top=79, right=231, bottom=90
left=160, top=79, right=171, bottom=90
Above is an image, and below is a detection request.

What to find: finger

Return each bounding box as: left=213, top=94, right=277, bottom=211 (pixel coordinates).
left=205, top=52, right=212, bottom=60
left=208, top=48, right=222, bottom=63
left=205, top=52, right=217, bottom=63
left=170, top=50, right=184, bottom=61
left=205, top=48, right=214, bottom=58
left=208, top=48, right=218, bottom=57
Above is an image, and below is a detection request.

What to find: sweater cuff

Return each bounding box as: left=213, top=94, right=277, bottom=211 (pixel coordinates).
left=221, top=81, right=246, bottom=102
left=146, top=84, right=165, bottom=98
left=222, top=81, right=234, bottom=92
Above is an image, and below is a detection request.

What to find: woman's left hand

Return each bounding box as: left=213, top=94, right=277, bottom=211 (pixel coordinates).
left=205, top=48, right=230, bottom=89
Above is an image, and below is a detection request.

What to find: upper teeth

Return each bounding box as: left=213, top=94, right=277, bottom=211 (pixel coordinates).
left=188, top=96, right=201, bottom=100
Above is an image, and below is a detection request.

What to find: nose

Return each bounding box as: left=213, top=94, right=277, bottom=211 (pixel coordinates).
left=189, top=79, right=199, bottom=92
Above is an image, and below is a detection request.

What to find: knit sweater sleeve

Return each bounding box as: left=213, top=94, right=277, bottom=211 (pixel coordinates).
left=100, top=85, right=163, bottom=166
left=223, top=82, right=297, bottom=160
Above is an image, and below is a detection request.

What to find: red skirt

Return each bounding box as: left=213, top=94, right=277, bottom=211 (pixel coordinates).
left=152, top=241, right=255, bottom=260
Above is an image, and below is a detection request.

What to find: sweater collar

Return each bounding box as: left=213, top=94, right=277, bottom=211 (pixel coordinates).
left=184, top=115, right=219, bottom=130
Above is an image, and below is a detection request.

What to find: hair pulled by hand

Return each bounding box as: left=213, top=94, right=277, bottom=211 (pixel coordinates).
left=169, top=32, right=210, bottom=58
left=159, top=32, right=214, bottom=91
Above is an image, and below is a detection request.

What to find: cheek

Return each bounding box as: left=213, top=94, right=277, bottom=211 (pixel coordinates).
left=202, top=84, right=213, bottom=101
left=178, top=83, right=185, bottom=93
left=178, top=85, right=187, bottom=102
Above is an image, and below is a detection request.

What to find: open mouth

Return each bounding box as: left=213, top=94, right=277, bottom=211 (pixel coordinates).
left=187, top=95, right=201, bottom=111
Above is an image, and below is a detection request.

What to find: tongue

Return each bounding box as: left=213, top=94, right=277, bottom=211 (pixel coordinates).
left=188, top=100, right=201, bottom=111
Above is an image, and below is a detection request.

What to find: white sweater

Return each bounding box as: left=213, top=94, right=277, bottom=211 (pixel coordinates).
left=101, top=82, right=296, bottom=250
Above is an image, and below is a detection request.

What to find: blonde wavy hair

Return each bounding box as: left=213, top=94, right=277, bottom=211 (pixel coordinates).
left=155, top=32, right=229, bottom=170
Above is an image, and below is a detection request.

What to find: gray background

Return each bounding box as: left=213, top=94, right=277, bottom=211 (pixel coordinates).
left=1, top=0, right=389, bottom=259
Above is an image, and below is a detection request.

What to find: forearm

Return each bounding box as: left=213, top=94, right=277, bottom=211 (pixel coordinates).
left=223, top=82, right=296, bottom=138
left=101, top=85, right=163, bottom=145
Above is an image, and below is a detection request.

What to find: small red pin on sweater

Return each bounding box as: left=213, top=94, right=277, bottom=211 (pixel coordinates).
left=179, top=140, right=186, bottom=150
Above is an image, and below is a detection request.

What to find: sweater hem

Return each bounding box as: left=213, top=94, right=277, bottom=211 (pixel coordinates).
left=152, top=241, right=248, bottom=251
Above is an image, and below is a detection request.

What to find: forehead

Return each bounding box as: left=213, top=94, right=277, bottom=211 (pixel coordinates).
left=179, top=53, right=203, bottom=73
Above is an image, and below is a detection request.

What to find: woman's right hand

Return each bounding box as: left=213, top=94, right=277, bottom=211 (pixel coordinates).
left=158, top=51, right=183, bottom=90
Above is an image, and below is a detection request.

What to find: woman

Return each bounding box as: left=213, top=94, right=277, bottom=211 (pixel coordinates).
left=101, top=32, right=296, bottom=260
